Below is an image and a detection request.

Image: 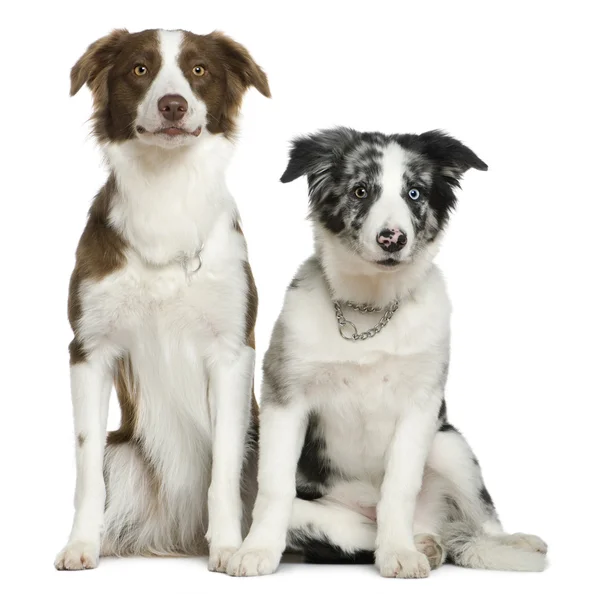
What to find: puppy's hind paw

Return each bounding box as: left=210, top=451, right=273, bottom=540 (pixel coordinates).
left=415, top=533, right=446, bottom=570
left=501, top=533, right=548, bottom=555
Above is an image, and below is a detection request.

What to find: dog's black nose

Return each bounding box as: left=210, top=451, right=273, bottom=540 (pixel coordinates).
left=377, top=228, right=407, bottom=252
left=158, top=94, right=188, bottom=122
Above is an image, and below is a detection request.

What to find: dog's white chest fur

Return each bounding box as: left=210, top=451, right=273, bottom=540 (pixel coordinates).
left=314, top=358, right=422, bottom=483
left=83, top=219, right=246, bottom=484
left=283, top=263, right=451, bottom=483
left=76, top=137, right=248, bottom=502
left=80, top=213, right=246, bottom=351
left=107, top=132, right=234, bottom=264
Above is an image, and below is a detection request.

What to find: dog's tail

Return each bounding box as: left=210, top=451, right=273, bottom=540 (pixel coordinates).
left=430, top=426, right=547, bottom=572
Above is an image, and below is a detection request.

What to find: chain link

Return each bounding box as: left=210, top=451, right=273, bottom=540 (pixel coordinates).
left=344, top=301, right=384, bottom=313
left=334, top=299, right=399, bottom=341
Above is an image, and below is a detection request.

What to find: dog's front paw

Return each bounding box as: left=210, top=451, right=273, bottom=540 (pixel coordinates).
left=208, top=546, right=238, bottom=573
left=376, top=547, right=430, bottom=578
left=55, top=540, right=100, bottom=570
left=226, top=547, right=281, bottom=577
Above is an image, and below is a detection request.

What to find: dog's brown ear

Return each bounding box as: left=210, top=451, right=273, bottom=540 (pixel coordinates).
left=208, top=31, right=271, bottom=98
left=70, top=29, right=129, bottom=97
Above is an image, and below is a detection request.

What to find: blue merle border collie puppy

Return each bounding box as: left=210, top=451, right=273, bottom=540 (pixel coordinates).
left=225, top=128, right=547, bottom=578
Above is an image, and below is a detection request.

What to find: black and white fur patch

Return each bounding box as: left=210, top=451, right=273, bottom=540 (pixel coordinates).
left=281, top=128, right=487, bottom=269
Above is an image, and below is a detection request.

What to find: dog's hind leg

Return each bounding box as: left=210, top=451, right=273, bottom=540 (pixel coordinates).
left=100, top=441, right=208, bottom=558
left=100, top=441, right=160, bottom=557
left=428, top=426, right=548, bottom=571
left=286, top=486, right=444, bottom=570
left=287, top=497, right=377, bottom=563
left=102, top=354, right=208, bottom=559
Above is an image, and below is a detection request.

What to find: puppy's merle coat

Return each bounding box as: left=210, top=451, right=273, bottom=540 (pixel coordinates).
left=227, top=128, right=547, bottom=577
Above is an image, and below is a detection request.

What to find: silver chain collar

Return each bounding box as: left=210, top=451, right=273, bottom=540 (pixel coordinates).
left=169, top=244, right=204, bottom=282
left=334, top=299, right=400, bottom=341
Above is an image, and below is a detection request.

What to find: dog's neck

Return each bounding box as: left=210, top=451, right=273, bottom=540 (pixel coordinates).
left=104, top=132, right=237, bottom=266
left=316, top=229, right=442, bottom=307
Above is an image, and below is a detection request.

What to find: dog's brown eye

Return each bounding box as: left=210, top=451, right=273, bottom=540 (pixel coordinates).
left=192, top=65, right=206, bottom=77
left=133, top=64, right=148, bottom=76
left=354, top=187, right=368, bottom=199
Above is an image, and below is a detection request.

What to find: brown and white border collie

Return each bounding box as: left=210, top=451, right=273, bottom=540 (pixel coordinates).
left=54, top=28, right=270, bottom=572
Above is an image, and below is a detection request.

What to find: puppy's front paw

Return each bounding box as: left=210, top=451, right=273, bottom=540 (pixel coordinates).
left=208, top=546, right=238, bottom=573
left=226, top=548, right=281, bottom=577
left=376, top=547, right=430, bottom=578
left=55, top=540, right=100, bottom=570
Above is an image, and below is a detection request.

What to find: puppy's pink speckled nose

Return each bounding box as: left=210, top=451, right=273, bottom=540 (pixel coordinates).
left=377, top=228, right=407, bottom=252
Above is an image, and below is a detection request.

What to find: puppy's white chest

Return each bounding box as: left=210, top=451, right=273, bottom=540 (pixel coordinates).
left=312, top=358, right=416, bottom=483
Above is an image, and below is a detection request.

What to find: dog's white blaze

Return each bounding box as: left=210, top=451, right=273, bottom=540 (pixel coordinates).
left=360, top=143, right=415, bottom=257
left=136, top=30, right=207, bottom=143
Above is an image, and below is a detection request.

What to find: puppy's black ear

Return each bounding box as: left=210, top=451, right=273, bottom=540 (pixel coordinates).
left=70, top=29, right=129, bottom=97
left=280, top=136, right=322, bottom=183
left=280, top=127, right=356, bottom=183
left=419, top=130, right=487, bottom=183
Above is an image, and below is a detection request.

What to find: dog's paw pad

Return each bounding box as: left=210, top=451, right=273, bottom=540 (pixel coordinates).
left=55, top=541, right=99, bottom=571
left=208, top=546, right=238, bottom=573
left=414, top=533, right=445, bottom=569
left=226, top=548, right=280, bottom=577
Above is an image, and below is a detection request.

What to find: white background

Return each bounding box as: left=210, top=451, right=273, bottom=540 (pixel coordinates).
left=1, top=0, right=598, bottom=591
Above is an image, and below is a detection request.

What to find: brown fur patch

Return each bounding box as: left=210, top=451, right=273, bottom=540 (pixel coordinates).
left=180, top=30, right=270, bottom=137
left=68, top=175, right=127, bottom=364
left=107, top=356, right=138, bottom=445
left=70, top=29, right=161, bottom=142
left=234, top=219, right=260, bottom=468
left=243, top=261, right=258, bottom=349
left=233, top=218, right=258, bottom=348
left=68, top=339, right=87, bottom=366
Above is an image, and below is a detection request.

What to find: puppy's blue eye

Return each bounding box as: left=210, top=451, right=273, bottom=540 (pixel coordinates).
left=408, top=188, right=420, bottom=200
